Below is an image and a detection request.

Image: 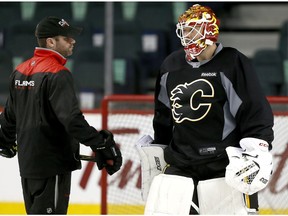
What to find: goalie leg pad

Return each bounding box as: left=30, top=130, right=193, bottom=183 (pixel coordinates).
left=144, top=174, right=194, bottom=215
left=197, top=177, right=248, bottom=215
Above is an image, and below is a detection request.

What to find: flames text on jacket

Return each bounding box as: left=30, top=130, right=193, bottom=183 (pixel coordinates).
left=15, top=80, right=35, bottom=87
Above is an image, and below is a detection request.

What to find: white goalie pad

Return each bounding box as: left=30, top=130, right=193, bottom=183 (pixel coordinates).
left=144, top=174, right=194, bottom=215
left=225, top=146, right=273, bottom=195
left=135, top=135, right=167, bottom=201
left=197, top=177, right=248, bottom=215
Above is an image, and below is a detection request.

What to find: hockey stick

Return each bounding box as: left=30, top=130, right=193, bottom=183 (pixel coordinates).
left=79, top=154, right=97, bottom=162
left=80, top=154, right=114, bottom=165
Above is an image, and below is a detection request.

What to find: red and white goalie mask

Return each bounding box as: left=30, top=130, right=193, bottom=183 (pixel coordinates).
left=176, top=4, right=220, bottom=61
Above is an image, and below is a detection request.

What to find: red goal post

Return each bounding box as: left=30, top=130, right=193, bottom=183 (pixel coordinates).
left=100, top=95, right=288, bottom=215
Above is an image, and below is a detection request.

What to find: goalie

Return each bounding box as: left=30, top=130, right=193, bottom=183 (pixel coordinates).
left=144, top=3, right=274, bottom=215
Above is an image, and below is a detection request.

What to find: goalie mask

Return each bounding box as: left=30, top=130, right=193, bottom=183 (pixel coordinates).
left=176, top=4, right=220, bottom=61
left=225, top=147, right=273, bottom=195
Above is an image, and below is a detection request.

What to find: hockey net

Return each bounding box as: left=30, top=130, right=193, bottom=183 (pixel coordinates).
left=100, top=94, right=288, bottom=215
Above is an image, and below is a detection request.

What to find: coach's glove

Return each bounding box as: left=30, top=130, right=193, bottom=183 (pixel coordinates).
left=91, top=130, right=122, bottom=175
left=0, top=142, right=17, bottom=158
left=225, top=138, right=273, bottom=195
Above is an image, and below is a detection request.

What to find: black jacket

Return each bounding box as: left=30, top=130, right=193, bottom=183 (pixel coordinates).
left=0, top=48, right=103, bottom=178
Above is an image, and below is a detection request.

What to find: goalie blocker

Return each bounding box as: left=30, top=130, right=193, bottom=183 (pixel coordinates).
left=135, top=135, right=167, bottom=201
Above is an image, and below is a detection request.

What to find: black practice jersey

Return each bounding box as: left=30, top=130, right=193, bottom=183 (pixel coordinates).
left=153, top=44, right=274, bottom=173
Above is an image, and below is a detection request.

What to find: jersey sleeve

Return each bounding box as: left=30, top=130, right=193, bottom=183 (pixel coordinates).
left=153, top=70, right=173, bottom=145
left=48, top=70, right=102, bottom=146
left=231, top=52, right=274, bottom=146
left=153, top=50, right=186, bottom=145
left=0, top=107, right=16, bottom=144
left=0, top=73, right=17, bottom=144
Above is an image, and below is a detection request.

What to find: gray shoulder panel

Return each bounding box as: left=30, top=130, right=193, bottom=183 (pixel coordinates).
left=158, top=73, right=170, bottom=108
left=220, top=72, right=242, bottom=140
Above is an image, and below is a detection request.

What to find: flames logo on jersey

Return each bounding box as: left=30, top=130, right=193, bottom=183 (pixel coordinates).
left=170, top=79, right=214, bottom=123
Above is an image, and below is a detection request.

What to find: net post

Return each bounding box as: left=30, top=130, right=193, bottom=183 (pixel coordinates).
left=100, top=95, right=109, bottom=215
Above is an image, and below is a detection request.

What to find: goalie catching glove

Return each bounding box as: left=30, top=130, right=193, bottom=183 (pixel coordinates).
left=0, top=142, right=17, bottom=158
left=225, top=138, right=273, bottom=195
left=90, top=130, right=122, bottom=175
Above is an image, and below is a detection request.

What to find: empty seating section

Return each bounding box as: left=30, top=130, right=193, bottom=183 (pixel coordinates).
left=72, top=47, right=105, bottom=108
left=0, top=2, right=288, bottom=107
left=0, top=49, right=13, bottom=106
left=134, top=2, right=174, bottom=32
left=252, top=20, right=288, bottom=96
left=5, top=20, right=37, bottom=58
left=253, top=50, right=284, bottom=96
left=85, top=2, right=124, bottom=31
left=33, top=2, right=73, bottom=21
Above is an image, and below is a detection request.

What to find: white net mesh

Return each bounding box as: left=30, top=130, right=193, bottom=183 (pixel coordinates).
left=102, top=97, right=154, bottom=214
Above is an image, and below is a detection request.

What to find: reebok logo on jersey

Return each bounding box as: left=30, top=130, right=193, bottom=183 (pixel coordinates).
left=201, top=72, right=217, bottom=77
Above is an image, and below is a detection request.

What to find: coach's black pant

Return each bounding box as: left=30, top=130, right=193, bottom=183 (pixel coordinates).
left=21, top=173, right=71, bottom=214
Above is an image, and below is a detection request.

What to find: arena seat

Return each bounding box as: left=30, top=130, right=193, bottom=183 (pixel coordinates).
left=33, top=2, right=73, bottom=21
left=252, top=20, right=288, bottom=96
left=0, top=2, right=22, bottom=48
left=5, top=20, right=37, bottom=58
left=85, top=2, right=123, bottom=31
left=253, top=49, right=284, bottom=96
left=71, top=47, right=105, bottom=108
left=134, top=2, right=174, bottom=32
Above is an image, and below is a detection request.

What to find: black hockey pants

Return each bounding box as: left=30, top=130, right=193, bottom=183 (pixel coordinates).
left=21, top=173, right=71, bottom=214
